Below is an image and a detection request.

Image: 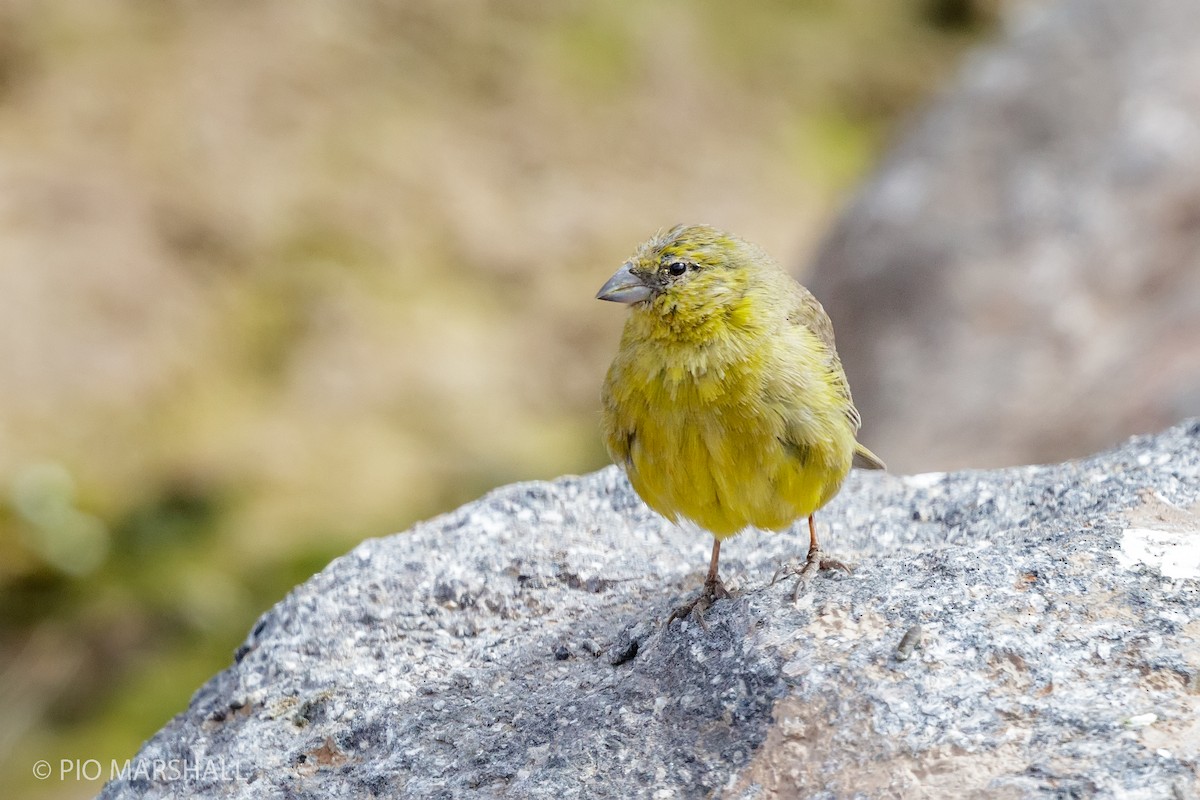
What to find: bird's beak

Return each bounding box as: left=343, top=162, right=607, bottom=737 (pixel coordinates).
left=596, top=263, right=654, bottom=304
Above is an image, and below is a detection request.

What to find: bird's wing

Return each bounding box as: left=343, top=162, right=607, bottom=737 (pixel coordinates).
left=785, top=281, right=838, bottom=352
left=783, top=280, right=883, bottom=459
left=784, top=281, right=852, bottom=406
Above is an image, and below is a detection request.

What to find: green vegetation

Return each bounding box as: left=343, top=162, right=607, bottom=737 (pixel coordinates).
left=0, top=1, right=997, bottom=796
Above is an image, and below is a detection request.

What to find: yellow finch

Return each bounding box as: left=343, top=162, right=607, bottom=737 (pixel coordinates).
left=597, top=224, right=884, bottom=623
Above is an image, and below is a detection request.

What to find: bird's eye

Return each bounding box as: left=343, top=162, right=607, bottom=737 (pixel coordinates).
left=666, top=262, right=688, bottom=277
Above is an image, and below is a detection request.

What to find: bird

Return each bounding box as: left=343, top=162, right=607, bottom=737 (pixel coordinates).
left=596, top=224, right=884, bottom=625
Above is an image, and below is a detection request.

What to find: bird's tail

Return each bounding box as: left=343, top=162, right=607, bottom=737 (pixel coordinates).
left=853, top=442, right=886, bottom=470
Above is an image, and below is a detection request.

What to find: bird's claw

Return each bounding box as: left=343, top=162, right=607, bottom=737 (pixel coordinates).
left=771, top=548, right=853, bottom=601
left=666, top=577, right=731, bottom=629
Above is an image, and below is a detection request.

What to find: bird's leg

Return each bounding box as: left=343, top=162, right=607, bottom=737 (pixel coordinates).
left=771, top=514, right=853, bottom=601
left=666, top=538, right=731, bottom=628
left=805, top=513, right=852, bottom=575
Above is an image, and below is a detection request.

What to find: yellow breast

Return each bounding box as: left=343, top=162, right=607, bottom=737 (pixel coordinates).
left=601, top=315, right=856, bottom=539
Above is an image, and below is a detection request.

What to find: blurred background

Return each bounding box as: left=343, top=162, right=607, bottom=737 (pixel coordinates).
left=1, top=0, right=1011, bottom=797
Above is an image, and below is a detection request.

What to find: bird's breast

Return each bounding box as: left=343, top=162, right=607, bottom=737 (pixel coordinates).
left=602, top=322, right=855, bottom=537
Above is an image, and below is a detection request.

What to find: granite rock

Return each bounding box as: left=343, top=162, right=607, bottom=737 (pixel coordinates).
left=100, top=420, right=1200, bottom=799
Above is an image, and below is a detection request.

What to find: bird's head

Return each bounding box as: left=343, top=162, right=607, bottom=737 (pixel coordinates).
left=596, top=225, right=764, bottom=329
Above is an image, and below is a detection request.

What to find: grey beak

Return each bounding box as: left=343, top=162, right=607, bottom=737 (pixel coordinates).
left=596, top=263, right=654, bottom=304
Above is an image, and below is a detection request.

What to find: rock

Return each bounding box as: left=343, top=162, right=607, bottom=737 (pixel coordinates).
left=806, top=0, right=1200, bottom=473
left=100, top=420, right=1200, bottom=799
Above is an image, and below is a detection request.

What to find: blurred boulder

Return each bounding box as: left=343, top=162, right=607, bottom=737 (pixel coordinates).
left=807, top=0, right=1200, bottom=472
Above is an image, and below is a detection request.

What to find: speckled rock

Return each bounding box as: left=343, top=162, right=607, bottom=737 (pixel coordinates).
left=98, top=420, right=1200, bottom=799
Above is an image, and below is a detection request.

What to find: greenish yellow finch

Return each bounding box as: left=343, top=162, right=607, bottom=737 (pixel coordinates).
left=597, top=224, right=884, bottom=623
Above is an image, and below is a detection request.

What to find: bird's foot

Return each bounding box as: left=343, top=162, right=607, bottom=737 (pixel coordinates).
left=770, top=546, right=853, bottom=601
left=666, top=576, right=731, bottom=629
